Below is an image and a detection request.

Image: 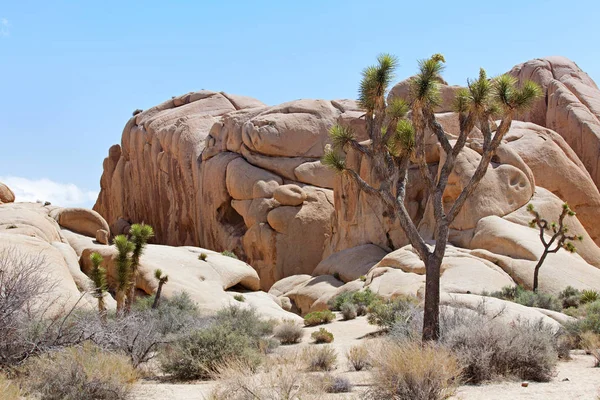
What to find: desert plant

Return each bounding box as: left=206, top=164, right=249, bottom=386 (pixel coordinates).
left=89, top=252, right=108, bottom=321
left=303, top=345, right=337, bottom=371
left=581, top=332, right=600, bottom=367
left=215, top=305, right=274, bottom=347
left=559, top=286, right=581, bottom=309
left=125, top=223, right=154, bottom=312
left=221, top=250, right=238, bottom=259
left=199, top=252, right=208, bottom=261
left=366, top=341, right=461, bottom=400
left=160, top=323, right=261, bottom=380
left=341, top=302, right=357, bottom=320
left=367, top=295, right=420, bottom=330
left=570, top=300, right=600, bottom=334
left=346, top=344, right=371, bottom=371
left=581, top=290, right=600, bottom=305
left=22, top=344, right=137, bottom=400
left=151, top=269, right=168, bottom=309
left=0, top=374, right=22, bottom=400
left=359, top=275, right=367, bottom=282
left=329, top=291, right=355, bottom=311
left=304, top=310, right=335, bottom=326
left=322, top=53, right=541, bottom=340
left=273, top=320, right=304, bottom=345
left=528, top=203, right=583, bottom=291
left=233, top=294, right=245, bottom=302
left=491, top=285, right=561, bottom=311
left=113, top=234, right=134, bottom=313
left=323, top=374, right=352, bottom=393
left=311, top=328, right=334, bottom=344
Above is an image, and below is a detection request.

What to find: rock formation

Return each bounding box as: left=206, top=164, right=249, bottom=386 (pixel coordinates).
left=92, top=56, right=600, bottom=322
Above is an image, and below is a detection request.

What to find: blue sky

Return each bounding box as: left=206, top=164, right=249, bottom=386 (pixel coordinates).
left=1, top=1, right=598, bottom=207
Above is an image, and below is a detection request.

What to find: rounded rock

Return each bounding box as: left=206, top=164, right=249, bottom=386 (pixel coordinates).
left=273, top=184, right=307, bottom=206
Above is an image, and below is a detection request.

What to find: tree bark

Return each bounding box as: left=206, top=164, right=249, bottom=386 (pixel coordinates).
left=422, top=253, right=443, bottom=341
left=152, top=282, right=163, bottom=309
left=532, top=251, right=549, bottom=292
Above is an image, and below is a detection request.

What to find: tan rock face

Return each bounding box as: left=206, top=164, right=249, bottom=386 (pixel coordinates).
left=51, top=207, right=111, bottom=239
left=509, top=57, right=600, bottom=190
left=0, top=182, right=15, bottom=203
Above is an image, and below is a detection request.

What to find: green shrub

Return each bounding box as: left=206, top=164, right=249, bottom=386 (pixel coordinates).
left=490, top=285, right=523, bottom=300
left=199, top=252, right=208, bottom=261
left=328, top=291, right=354, bottom=311
left=559, top=286, right=581, bottom=309
left=352, top=288, right=377, bottom=308
left=273, top=320, right=304, bottom=345
left=367, top=296, right=419, bottom=330
left=215, top=305, right=274, bottom=347
left=23, top=344, right=137, bottom=400
left=221, top=250, right=238, bottom=259
left=303, top=345, right=337, bottom=371
left=491, top=285, right=561, bottom=311
left=304, top=310, right=335, bottom=326
left=160, top=324, right=261, bottom=380
left=570, top=300, right=600, bottom=334
left=311, top=328, right=334, bottom=344
left=233, top=294, right=245, bottom=302
left=359, top=275, right=367, bottom=282
left=581, top=290, right=600, bottom=305
left=341, top=302, right=357, bottom=320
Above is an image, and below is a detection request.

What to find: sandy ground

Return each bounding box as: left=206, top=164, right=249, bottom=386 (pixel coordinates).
left=132, top=315, right=600, bottom=400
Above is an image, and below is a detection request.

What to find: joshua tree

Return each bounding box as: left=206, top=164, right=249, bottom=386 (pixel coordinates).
left=151, top=269, right=168, bottom=310
left=528, top=203, right=582, bottom=292
left=323, top=54, right=541, bottom=340
left=114, top=234, right=134, bottom=313
left=89, top=252, right=108, bottom=322
left=125, top=223, right=154, bottom=313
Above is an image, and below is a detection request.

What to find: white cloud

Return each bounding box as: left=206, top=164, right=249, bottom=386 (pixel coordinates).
left=1, top=18, right=9, bottom=37
left=0, top=176, right=98, bottom=208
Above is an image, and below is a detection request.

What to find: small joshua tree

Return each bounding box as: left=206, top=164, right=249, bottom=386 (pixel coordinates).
left=114, top=234, right=134, bottom=313
left=528, top=203, right=583, bottom=292
left=151, top=269, right=168, bottom=309
left=125, top=223, right=154, bottom=313
left=89, top=252, right=108, bottom=322
left=323, top=54, right=541, bottom=340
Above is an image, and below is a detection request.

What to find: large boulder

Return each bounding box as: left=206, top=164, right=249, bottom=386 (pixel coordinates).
left=0, top=181, right=15, bottom=203
left=51, top=207, right=111, bottom=239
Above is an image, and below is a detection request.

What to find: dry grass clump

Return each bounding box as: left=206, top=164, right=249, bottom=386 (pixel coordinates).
left=303, top=345, right=337, bottom=371
left=208, top=356, right=325, bottom=400
left=346, top=343, right=371, bottom=371
left=341, top=302, right=358, bottom=320
left=0, top=374, right=22, bottom=400
left=581, top=332, right=600, bottom=367
left=273, top=320, right=304, bottom=345
left=366, top=341, right=461, bottom=400
left=311, top=328, right=334, bottom=344
left=323, top=374, right=352, bottom=393
left=22, top=344, right=137, bottom=400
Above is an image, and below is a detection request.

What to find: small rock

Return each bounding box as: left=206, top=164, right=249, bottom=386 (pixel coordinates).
left=95, top=229, right=110, bottom=245
left=561, top=378, right=570, bottom=382
left=521, top=382, right=529, bottom=387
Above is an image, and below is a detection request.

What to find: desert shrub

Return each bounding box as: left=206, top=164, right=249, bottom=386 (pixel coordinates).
left=22, top=344, right=136, bottom=400
left=490, top=285, right=561, bottom=311
left=233, top=294, right=245, bottom=302
left=341, top=302, right=357, bottom=320
left=273, top=320, right=304, bottom=345
left=367, top=295, right=420, bottom=330
left=440, top=309, right=558, bottom=383
left=329, top=288, right=377, bottom=313
left=311, top=328, right=334, bottom=344
left=329, top=291, right=355, bottom=311
left=304, top=345, right=337, bottom=371
left=0, top=374, right=22, bottom=400
left=323, top=374, right=352, bottom=393
left=581, top=332, right=600, bottom=367
left=581, top=290, right=600, bottom=305
left=346, top=344, right=371, bottom=371
left=215, top=305, right=274, bottom=346
left=159, top=324, right=261, bottom=380
left=221, top=250, right=238, bottom=259
left=568, top=300, right=600, bottom=335
left=559, top=286, right=581, bottom=309
left=304, top=310, right=335, bottom=326
left=199, top=252, right=208, bottom=261
left=366, top=341, right=461, bottom=400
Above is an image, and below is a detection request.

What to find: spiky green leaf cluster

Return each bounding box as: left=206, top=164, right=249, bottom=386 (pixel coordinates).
left=322, top=150, right=346, bottom=173
left=410, top=55, right=445, bottom=107
left=129, top=223, right=154, bottom=268
left=89, top=252, right=107, bottom=298
left=388, top=119, right=415, bottom=156
left=386, top=98, right=409, bottom=120
left=564, top=242, right=576, bottom=253
left=358, top=53, right=398, bottom=112
left=114, top=234, right=134, bottom=291
left=154, top=268, right=169, bottom=283
left=329, top=124, right=355, bottom=150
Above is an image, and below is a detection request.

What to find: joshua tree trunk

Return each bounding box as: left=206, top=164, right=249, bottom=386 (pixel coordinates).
left=152, top=282, right=164, bottom=309
left=532, top=253, right=548, bottom=292
left=98, top=297, right=107, bottom=323
left=116, top=290, right=125, bottom=314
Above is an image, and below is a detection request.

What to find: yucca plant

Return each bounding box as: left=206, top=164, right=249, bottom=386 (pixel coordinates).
left=113, top=234, right=134, bottom=313
left=527, top=203, right=583, bottom=292
left=151, top=269, right=168, bottom=309
left=322, top=54, right=541, bottom=340
left=125, top=223, right=154, bottom=313
left=581, top=289, right=600, bottom=305
left=89, top=252, right=108, bottom=322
